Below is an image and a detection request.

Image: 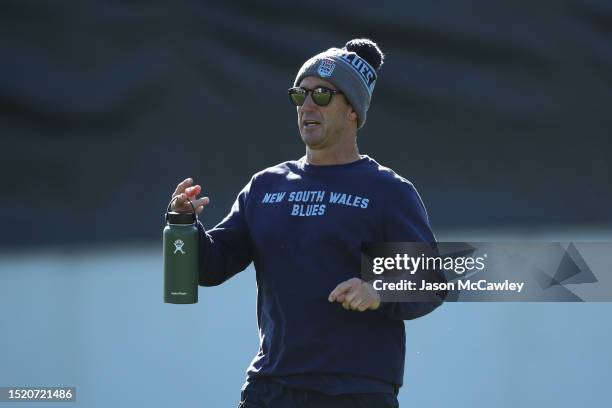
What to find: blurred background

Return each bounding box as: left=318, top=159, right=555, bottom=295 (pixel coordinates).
left=1, top=0, right=611, bottom=407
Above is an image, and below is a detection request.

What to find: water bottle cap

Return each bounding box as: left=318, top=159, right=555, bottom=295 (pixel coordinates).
left=166, top=211, right=196, bottom=224
left=165, top=196, right=196, bottom=224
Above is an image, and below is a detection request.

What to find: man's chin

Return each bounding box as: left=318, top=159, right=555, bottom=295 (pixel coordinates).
left=301, top=133, right=323, bottom=147
left=300, top=130, right=325, bottom=148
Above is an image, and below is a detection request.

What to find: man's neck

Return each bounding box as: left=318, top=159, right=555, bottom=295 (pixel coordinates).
left=305, top=145, right=361, bottom=166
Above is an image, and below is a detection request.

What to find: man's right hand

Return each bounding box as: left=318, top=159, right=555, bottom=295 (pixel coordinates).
left=171, top=178, right=210, bottom=216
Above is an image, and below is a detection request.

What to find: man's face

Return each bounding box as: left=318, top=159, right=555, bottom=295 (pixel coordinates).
left=296, top=76, right=356, bottom=149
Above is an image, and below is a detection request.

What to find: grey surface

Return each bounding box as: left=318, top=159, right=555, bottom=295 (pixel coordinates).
left=1, top=232, right=611, bottom=407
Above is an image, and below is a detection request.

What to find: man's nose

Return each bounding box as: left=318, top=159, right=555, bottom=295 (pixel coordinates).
left=300, top=93, right=317, bottom=112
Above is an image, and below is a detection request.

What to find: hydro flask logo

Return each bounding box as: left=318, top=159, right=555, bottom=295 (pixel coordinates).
left=173, top=239, right=186, bottom=254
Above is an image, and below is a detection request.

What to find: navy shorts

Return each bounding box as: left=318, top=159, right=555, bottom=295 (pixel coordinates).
left=238, top=378, right=399, bottom=408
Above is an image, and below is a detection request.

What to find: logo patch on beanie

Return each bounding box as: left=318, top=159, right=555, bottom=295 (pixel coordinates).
left=318, top=59, right=336, bottom=77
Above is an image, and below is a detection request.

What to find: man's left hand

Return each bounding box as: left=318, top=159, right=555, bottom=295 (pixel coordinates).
left=328, top=278, right=381, bottom=312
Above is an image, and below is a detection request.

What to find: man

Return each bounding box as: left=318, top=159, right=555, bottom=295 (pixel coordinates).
left=171, top=39, right=444, bottom=407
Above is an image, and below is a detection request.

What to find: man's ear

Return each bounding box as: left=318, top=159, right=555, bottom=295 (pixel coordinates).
left=347, top=108, right=358, bottom=123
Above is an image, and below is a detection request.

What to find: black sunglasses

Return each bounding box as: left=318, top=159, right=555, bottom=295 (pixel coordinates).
left=288, top=86, right=343, bottom=107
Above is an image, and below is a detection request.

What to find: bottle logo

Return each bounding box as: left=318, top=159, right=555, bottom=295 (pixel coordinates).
left=173, top=239, right=186, bottom=254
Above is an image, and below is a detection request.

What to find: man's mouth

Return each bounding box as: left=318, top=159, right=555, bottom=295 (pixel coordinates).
left=303, top=120, right=321, bottom=129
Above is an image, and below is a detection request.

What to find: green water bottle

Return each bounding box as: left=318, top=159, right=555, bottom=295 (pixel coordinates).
left=163, top=197, right=198, bottom=304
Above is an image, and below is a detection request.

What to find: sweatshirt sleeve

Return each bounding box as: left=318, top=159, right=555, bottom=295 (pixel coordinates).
left=197, top=180, right=254, bottom=286
left=376, top=179, right=447, bottom=320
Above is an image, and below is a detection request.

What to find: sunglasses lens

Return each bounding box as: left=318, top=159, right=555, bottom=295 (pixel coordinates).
left=312, top=88, right=332, bottom=106
left=289, top=88, right=306, bottom=106
left=289, top=87, right=335, bottom=106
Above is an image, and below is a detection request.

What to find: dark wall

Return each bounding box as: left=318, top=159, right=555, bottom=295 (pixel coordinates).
left=1, top=0, right=611, bottom=246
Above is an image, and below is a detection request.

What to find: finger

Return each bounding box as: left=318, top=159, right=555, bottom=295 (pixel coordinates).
left=172, top=193, right=185, bottom=208
left=345, top=295, right=358, bottom=307
left=329, top=278, right=361, bottom=302
left=344, top=288, right=359, bottom=305
left=357, top=299, right=371, bottom=312
left=349, top=295, right=363, bottom=310
left=173, top=193, right=192, bottom=212
left=195, top=197, right=211, bottom=215
left=328, top=281, right=353, bottom=302
left=342, top=298, right=361, bottom=310
left=173, top=178, right=193, bottom=198
left=185, top=185, right=202, bottom=198
left=192, top=196, right=210, bottom=208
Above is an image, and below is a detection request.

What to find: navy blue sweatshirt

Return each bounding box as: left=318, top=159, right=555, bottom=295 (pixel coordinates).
left=197, top=155, right=442, bottom=394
